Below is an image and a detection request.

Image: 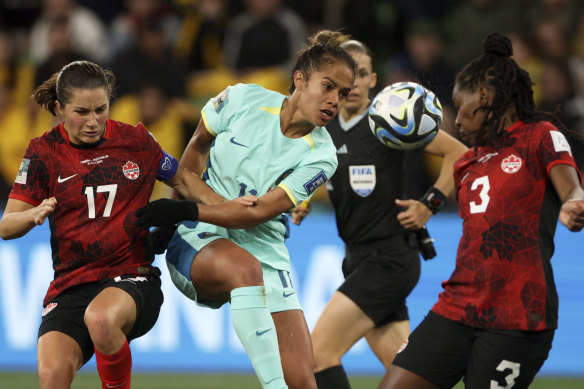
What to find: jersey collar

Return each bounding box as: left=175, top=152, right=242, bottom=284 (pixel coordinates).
left=505, top=120, right=524, bottom=133
left=338, top=108, right=368, bottom=132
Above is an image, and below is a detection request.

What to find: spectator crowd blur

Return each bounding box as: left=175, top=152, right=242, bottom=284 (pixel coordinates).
left=1, top=0, right=584, bottom=205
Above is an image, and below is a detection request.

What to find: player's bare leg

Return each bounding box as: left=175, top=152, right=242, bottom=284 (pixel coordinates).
left=312, top=292, right=376, bottom=369
left=272, top=309, right=317, bottom=389
left=86, top=287, right=137, bottom=389
left=311, top=291, right=376, bottom=388
left=85, top=287, right=136, bottom=353
left=37, top=331, right=83, bottom=389
left=378, top=365, right=440, bottom=389
left=193, top=239, right=287, bottom=389
left=190, top=239, right=264, bottom=301
left=365, top=320, right=410, bottom=371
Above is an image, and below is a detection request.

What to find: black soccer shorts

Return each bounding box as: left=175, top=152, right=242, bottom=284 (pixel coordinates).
left=392, top=311, right=555, bottom=389
left=38, top=275, right=163, bottom=365
left=338, top=234, right=421, bottom=327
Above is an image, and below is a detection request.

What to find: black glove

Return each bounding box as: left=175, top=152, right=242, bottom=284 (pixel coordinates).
left=135, top=199, right=199, bottom=229
left=147, top=225, right=178, bottom=254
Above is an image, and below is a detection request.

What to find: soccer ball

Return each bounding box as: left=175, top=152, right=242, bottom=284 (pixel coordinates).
left=369, top=81, right=442, bottom=150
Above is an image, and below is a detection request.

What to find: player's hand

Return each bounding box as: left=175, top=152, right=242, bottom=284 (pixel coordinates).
left=395, top=198, right=432, bottom=230
left=560, top=198, right=584, bottom=232
left=135, top=199, right=199, bottom=229
left=291, top=200, right=311, bottom=225
left=33, top=197, right=57, bottom=225
left=147, top=225, right=178, bottom=254
left=233, top=195, right=259, bottom=206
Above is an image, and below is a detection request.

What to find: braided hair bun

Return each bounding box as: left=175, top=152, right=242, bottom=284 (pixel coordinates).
left=308, top=30, right=352, bottom=47
left=483, top=33, right=513, bottom=58
left=289, top=29, right=357, bottom=94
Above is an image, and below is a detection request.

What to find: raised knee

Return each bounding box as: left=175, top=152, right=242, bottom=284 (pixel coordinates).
left=84, top=308, right=117, bottom=347
left=233, top=258, right=263, bottom=287
left=84, top=307, right=115, bottom=333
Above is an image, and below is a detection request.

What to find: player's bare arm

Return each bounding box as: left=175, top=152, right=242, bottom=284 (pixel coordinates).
left=291, top=200, right=311, bottom=225
left=199, top=186, right=293, bottom=228
left=0, top=197, right=57, bottom=240
left=396, top=130, right=467, bottom=230
left=166, top=117, right=228, bottom=205
left=166, top=163, right=226, bottom=205
left=422, top=129, right=468, bottom=198
left=550, top=164, right=584, bottom=231
left=182, top=118, right=215, bottom=177
left=136, top=186, right=291, bottom=230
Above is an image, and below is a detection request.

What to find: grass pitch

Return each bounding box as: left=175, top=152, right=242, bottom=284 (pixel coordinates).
left=2, top=372, right=584, bottom=388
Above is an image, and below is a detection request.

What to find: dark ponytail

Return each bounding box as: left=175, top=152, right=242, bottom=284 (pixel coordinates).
left=32, top=60, right=115, bottom=116
left=455, top=32, right=568, bottom=146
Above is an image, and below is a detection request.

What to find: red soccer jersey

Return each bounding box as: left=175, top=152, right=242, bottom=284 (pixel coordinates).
left=432, top=121, right=581, bottom=331
left=10, top=119, right=164, bottom=306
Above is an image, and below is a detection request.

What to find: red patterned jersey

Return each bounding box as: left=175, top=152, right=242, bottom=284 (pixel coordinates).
left=432, top=121, right=581, bottom=331
left=10, top=119, right=165, bottom=306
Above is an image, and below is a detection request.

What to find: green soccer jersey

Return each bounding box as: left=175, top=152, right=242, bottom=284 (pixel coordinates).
left=194, top=83, right=338, bottom=270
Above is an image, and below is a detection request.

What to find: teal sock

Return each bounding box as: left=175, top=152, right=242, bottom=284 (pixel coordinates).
left=230, top=286, right=287, bottom=389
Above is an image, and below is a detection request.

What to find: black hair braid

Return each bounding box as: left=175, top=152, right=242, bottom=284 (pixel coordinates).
left=456, top=33, right=569, bottom=147
left=484, top=33, right=512, bottom=56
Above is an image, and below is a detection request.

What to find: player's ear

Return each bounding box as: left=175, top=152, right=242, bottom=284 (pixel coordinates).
left=370, top=72, right=378, bottom=89
left=55, top=100, right=64, bottom=116
left=293, top=70, right=306, bottom=91
left=478, top=85, right=494, bottom=105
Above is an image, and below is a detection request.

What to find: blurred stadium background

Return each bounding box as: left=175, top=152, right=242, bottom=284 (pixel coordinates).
left=1, top=215, right=583, bottom=387
left=1, top=0, right=583, bottom=387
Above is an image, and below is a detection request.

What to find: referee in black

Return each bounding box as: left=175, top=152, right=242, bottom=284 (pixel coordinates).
left=291, top=39, right=467, bottom=389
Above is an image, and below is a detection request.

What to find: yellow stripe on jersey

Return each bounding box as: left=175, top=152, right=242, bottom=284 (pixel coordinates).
left=201, top=111, right=217, bottom=136
left=257, top=107, right=281, bottom=115
left=302, top=133, right=315, bottom=151
left=257, top=107, right=315, bottom=152
left=278, top=183, right=299, bottom=206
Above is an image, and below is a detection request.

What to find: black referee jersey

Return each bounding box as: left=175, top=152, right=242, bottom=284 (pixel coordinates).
left=326, top=111, right=410, bottom=245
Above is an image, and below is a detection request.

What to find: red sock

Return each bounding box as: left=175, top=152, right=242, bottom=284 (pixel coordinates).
left=94, top=339, right=132, bottom=389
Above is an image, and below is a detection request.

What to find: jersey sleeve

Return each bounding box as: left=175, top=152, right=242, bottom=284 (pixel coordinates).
left=8, top=139, right=50, bottom=206
left=136, top=122, right=172, bottom=181
left=201, top=84, right=242, bottom=137
left=278, top=148, right=338, bottom=207
left=538, top=124, right=582, bottom=183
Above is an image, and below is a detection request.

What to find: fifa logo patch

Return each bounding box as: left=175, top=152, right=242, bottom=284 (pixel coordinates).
left=122, top=161, right=140, bottom=180
left=213, top=87, right=230, bottom=113
left=42, top=302, right=57, bottom=316
left=501, top=154, right=522, bottom=174
left=349, top=165, right=376, bottom=197
left=303, top=171, right=327, bottom=195
left=550, top=130, right=572, bottom=156
left=15, top=158, right=30, bottom=184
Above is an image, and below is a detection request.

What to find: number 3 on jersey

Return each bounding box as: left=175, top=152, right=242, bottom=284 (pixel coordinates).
left=84, top=184, right=118, bottom=218
left=469, top=176, right=490, bottom=214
